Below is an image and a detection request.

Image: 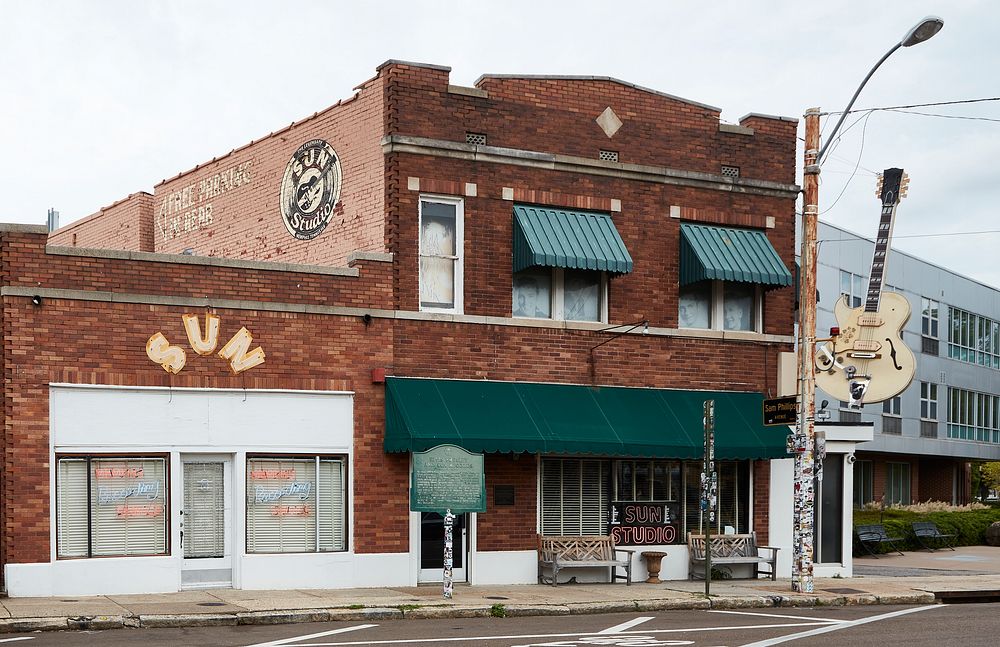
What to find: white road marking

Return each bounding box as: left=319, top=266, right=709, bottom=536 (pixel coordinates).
left=244, top=623, right=378, bottom=647
left=736, top=604, right=942, bottom=647
left=0, top=639, right=35, bottom=644
left=301, top=621, right=830, bottom=645
left=598, top=617, right=656, bottom=633
left=709, top=610, right=844, bottom=624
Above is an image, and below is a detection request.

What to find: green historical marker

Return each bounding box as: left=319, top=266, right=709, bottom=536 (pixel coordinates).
left=410, top=444, right=486, bottom=514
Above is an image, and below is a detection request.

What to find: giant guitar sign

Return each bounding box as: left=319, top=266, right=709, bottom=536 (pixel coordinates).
left=815, top=168, right=915, bottom=408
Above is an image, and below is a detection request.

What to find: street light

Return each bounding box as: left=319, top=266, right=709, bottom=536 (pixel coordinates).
left=793, top=15, right=943, bottom=594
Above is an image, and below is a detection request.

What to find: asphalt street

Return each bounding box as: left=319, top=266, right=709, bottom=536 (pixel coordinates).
left=1, top=603, right=997, bottom=647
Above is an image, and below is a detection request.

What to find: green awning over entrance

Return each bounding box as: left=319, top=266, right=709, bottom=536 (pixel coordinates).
left=385, top=378, right=786, bottom=460
left=512, top=205, right=633, bottom=274
left=679, top=223, right=792, bottom=288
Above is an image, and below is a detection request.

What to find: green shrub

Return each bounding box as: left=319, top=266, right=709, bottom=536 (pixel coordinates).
left=853, top=506, right=1000, bottom=555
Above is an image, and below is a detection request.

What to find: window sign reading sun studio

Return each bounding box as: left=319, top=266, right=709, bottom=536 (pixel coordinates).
left=146, top=313, right=265, bottom=374
left=279, top=139, right=343, bottom=240
left=609, top=501, right=680, bottom=545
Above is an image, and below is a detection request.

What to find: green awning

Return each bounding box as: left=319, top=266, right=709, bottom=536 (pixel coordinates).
left=385, top=377, right=785, bottom=460
left=680, top=223, right=792, bottom=287
left=512, top=205, right=633, bottom=274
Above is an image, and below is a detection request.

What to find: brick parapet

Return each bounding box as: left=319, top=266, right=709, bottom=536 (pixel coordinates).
left=49, top=192, right=155, bottom=252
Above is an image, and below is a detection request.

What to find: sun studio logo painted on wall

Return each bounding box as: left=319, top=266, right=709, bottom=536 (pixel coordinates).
left=279, top=139, right=343, bottom=240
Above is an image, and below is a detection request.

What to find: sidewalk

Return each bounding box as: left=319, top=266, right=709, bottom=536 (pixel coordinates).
left=3, top=547, right=1000, bottom=633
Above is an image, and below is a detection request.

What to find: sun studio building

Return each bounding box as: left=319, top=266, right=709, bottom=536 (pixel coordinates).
left=0, top=60, right=858, bottom=597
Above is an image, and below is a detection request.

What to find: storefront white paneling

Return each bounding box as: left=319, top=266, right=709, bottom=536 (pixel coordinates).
left=3, top=385, right=357, bottom=597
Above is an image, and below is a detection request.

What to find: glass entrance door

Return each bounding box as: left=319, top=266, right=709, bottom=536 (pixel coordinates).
left=418, top=512, right=468, bottom=582
left=181, top=456, right=233, bottom=588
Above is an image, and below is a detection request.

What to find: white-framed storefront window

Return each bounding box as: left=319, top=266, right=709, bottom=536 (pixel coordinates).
left=56, top=456, right=169, bottom=558
left=539, top=457, right=750, bottom=538
left=246, top=456, right=347, bottom=554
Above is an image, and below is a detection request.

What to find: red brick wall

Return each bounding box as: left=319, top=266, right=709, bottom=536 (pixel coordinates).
left=382, top=65, right=797, bottom=186
left=49, top=192, right=154, bottom=251
left=753, top=460, right=771, bottom=544
left=479, top=455, right=538, bottom=551
left=0, top=230, right=399, bottom=566
left=151, top=75, right=385, bottom=264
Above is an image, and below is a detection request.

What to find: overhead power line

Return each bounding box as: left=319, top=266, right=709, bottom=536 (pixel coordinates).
left=824, top=97, right=1000, bottom=116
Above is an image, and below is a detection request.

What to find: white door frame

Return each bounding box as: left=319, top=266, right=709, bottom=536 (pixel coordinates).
left=416, top=511, right=474, bottom=583
left=179, top=453, right=234, bottom=589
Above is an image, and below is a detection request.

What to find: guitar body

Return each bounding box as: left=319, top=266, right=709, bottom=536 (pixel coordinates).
left=815, top=291, right=915, bottom=404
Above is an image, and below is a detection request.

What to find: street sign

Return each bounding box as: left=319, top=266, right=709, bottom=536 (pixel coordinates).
left=410, top=444, right=486, bottom=514
left=764, top=396, right=798, bottom=426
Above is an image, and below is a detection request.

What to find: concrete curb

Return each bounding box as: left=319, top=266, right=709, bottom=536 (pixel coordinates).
left=0, top=592, right=948, bottom=634
left=140, top=614, right=240, bottom=628
left=0, top=617, right=73, bottom=633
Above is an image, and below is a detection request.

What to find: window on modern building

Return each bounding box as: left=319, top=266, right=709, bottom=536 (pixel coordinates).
left=540, top=457, right=750, bottom=538
left=948, top=306, right=1000, bottom=368
left=840, top=270, right=865, bottom=308
left=882, top=395, right=902, bottom=434
left=920, top=382, right=938, bottom=420
left=512, top=267, right=606, bottom=322
left=838, top=400, right=862, bottom=422
left=853, top=460, right=873, bottom=508
left=56, top=456, right=168, bottom=559
left=678, top=281, right=762, bottom=332
left=419, top=196, right=463, bottom=313
left=246, top=457, right=346, bottom=553
left=886, top=462, right=911, bottom=505
left=947, top=387, right=1000, bottom=443
left=921, top=297, right=939, bottom=338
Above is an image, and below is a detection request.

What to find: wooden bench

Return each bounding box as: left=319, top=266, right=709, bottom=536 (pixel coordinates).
left=912, top=521, right=956, bottom=552
left=687, top=532, right=778, bottom=580
left=537, top=535, right=634, bottom=586
left=855, top=523, right=904, bottom=557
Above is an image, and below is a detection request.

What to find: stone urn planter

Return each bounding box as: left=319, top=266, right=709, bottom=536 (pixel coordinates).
left=986, top=521, right=1000, bottom=547
left=641, top=551, right=668, bottom=583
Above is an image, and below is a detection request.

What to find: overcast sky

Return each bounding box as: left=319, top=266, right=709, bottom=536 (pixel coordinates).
left=2, top=1, right=997, bottom=286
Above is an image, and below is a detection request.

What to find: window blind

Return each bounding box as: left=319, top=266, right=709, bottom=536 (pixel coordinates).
left=56, top=459, right=89, bottom=558
left=540, top=458, right=608, bottom=535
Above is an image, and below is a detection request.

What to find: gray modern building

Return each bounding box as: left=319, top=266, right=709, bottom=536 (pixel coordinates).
left=816, top=220, right=1000, bottom=506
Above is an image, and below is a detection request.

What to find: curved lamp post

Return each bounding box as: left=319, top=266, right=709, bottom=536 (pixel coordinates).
left=793, top=16, right=943, bottom=594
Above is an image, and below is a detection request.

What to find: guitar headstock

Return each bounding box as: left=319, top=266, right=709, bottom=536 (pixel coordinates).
left=876, top=168, right=910, bottom=205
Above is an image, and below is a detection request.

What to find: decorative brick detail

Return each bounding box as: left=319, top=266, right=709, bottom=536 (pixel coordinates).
left=509, top=188, right=614, bottom=212
left=673, top=205, right=771, bottom=230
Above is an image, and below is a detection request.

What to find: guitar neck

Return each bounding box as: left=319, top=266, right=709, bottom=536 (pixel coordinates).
left=864, top=201, right=898, bottom=313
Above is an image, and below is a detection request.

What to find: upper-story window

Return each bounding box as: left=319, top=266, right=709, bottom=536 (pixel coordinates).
left=840, top=270, right=865, bottom=308
left=948, top=306, right=1000, bottom=368
left=419, top=196, right=464, bottom=313
left=882, top=396, right=901, bottom=416
left=678, top=281, right=761, bottom=332
left=922, top=297, right=939, bottom=337
left=677, top=223, right=791, bottom=334
left=511, top=204, right=632, bottom=323
left=513, top=267, right=606, bottom=322
left=920, top=382, right=938, bottom=420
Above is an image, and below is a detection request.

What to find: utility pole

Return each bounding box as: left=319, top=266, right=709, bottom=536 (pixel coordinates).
left=793, top=108, right=821, bottom=594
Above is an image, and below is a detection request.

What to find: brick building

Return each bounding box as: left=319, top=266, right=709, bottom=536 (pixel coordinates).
left=3, top=60, right=814, bottom=597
